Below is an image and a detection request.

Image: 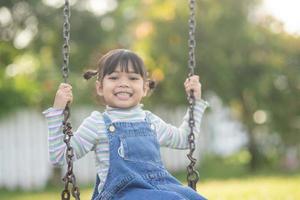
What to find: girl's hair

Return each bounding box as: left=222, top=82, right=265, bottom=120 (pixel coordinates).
left=83, top=49, right=155, bottom=89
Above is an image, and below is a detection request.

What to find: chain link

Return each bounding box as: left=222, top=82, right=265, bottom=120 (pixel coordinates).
left=186, top=0, right=199, bottom=191
left=61, top=1, right=80, bottom=199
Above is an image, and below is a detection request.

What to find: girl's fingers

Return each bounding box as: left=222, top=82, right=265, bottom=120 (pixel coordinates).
left=62, top=89, right=72, bottom=93
left=184, top=79, right=189, bottom=85
left=188, top=75, right=199, bottom=81
left=59, top=83, right=72, bottom=90
left=194, top=75, right=200, bottom=80
left=56, top=90, right=73, bottom=101
left=64, top=94, right=73, bottom=102
left=66, top=92, right=73, bottom=97
left=185, top=76, right=201, bottom=92
left=184, top=75, right=202, bottom=100
left=185, top=82, right=201, bottom=89
left=186, top=83, right=201, bottom=92
left=185, top=75, right=200, bottom=84
left=190, top=78, right=199, bottom=84
left=184, top=81, right=188, bottom=87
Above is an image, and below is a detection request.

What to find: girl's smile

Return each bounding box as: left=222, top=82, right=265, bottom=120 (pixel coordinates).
left=114, top=91, right=133, bottom=100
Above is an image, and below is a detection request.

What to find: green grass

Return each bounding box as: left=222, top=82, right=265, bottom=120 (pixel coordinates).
left=1, top=174, right=299, bottom=200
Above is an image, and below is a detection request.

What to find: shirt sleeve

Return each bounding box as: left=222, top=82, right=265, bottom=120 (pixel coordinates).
left=43, top=108, right=103, bottom=166
left=148, top=99, right=209, bottom=149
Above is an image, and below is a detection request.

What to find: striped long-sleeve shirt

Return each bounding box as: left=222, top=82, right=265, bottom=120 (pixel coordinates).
left=43, top=99, right=209, bottom=192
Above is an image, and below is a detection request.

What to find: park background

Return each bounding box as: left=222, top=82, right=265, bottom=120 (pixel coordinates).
left=0, top=0, right=300, bottom=199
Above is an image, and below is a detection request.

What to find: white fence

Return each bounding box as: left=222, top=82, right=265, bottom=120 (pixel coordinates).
left=0, top=106, right=209, bottom=191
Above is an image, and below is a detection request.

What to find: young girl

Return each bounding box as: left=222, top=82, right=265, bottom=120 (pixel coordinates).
left=43, top=49, right=209, bottom=200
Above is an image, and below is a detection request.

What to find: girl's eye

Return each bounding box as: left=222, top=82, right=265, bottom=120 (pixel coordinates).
left=108, top=76, right=118, bottom=80
left=129, top=77, right=139, bottom=80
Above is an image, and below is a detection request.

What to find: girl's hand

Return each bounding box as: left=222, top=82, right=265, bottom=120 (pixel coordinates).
left=184, top=75, right=202, bottom=100
left=53, top=83, right=73, bottom=109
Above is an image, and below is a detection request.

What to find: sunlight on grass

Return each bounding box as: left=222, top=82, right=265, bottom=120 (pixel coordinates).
left=198, top=175, right=300, bottom=200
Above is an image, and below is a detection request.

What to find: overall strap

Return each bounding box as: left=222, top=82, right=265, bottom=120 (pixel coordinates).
left=102, top=112, right=117, bottom=136
left=102, top=112, right=112, bottom=126
left=144, top=111, right=156, bottom=132
left=144, top=111, right=152, bottom=124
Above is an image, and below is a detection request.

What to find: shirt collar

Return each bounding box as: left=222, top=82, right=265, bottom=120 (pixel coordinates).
left=105, top=104, right=144, bottom=113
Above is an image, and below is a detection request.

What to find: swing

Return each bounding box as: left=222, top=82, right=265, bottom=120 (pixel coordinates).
left=59, top=1, right=199, bottom=199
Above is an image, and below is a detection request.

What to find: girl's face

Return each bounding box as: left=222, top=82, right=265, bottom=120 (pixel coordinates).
left=96, top=64, right=148, bottom=109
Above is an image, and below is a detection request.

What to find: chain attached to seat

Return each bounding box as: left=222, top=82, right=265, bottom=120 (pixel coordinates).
left=60, top=1, right=80, bottom=199
left=186, top=0, right=200, bottom=191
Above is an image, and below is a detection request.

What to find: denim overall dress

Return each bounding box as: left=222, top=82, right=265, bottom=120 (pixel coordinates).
left=91, top=113, right=207, bottom=200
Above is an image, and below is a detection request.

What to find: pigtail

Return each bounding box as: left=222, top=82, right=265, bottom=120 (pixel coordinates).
left=144, top=79, right=156, bottom=97
left=83, top=70, right=98, bottom=80
left=148, top=79, right=156, bottom=90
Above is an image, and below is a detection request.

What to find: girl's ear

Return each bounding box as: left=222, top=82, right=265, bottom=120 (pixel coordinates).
left=143, top=81, right=149, bottom=97
left=96, top=80, right=103, bottom=96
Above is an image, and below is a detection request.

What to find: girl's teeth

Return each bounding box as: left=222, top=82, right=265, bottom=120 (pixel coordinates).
left=116, top=92, right=131, bottom=99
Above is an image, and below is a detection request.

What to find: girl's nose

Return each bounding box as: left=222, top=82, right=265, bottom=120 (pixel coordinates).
left=118, top=78, right=129, bottom=87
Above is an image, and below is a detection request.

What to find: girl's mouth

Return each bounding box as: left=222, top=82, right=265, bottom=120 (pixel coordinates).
left=114, top=92, right=133, bottom=100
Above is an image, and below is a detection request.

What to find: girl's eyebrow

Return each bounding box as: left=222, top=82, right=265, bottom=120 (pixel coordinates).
left=112, top=70, right=138, bottom=74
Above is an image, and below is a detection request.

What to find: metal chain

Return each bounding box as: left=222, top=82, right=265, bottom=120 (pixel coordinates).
left=62, top=0, right=70, bottom=83
left=60, top=1, right=80, bottom=200
left=186, top=0, right=199, bottom=191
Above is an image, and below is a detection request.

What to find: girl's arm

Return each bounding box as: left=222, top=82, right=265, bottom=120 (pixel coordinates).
left=148, top=99, right=209, bottom=149
left=43, top=108, right=103, bottom=166
left=149, top=75, right=209, bottom=149
left=43, top=83, right=103, bottom=166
